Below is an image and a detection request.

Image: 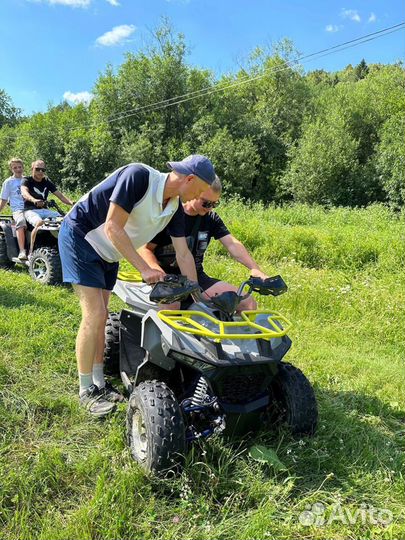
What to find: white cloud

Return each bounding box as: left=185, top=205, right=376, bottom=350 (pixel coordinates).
left=325, top=24, right=341, bottom=33
left=95, top=24, right=135, bottom=46
left=368, top=12, right=377, bottom=23
left=105, top=0, right=120, bottom=5
left=341, top=8, right=361, bottom=22
left=32, top=0, right=91, bottom=6
left=63, top=91, right=93, bottom=105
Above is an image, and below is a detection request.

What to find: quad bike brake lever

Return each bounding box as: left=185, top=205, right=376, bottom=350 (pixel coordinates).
left=46, top=199, right=65, bottom=216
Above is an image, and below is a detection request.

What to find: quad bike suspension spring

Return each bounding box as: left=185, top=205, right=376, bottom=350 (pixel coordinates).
left=191, top=376, right=209, bottom=406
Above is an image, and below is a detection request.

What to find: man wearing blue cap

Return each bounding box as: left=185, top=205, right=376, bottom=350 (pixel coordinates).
left=58, top=155, right=216, bottom=417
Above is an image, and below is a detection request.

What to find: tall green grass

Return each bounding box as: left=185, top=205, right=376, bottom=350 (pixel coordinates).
left=212, top=201, right=405, bottom=274
left=1, top=203, right=404, bottom=539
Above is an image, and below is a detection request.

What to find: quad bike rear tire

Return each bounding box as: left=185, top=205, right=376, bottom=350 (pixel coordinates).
left=127, top=380, right=186, bottom=474
left=104, top=312, right=120, bottom=375
left=0, top=234, right=11, bottom=268
left=28, top=247, right=62, bottom=285
left=269, top=362, right=318, bottom=435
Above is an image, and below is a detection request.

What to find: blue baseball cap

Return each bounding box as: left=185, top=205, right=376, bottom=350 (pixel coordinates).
left=167, top=154, right=216, bottom=185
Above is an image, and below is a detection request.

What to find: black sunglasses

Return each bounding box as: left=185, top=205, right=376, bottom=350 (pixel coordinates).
left=201, top=198, right=220, bottom=209
left=35, top=167, right=46, bottom=172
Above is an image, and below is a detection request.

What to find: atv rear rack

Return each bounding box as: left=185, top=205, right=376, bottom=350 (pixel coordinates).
left=157, top=309, right=292, bottom=342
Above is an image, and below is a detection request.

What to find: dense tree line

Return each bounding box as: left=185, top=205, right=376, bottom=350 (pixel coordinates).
left=0, top=23, right=404, bottom=207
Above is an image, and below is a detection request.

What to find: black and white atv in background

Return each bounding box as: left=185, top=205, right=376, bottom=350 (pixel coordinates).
left=0, top=200, right=64, bottom=286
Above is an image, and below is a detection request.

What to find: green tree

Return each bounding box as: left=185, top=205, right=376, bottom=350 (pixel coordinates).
left=375, top=113, right=405, bottom=208
left=1, top=29, right=404, bottom=208
left=200, top=128, right=261, bottom=197
left=0, top=89, right=21, bottom=128
left=354, top=59, right=369, bottom=81
left=209, top=42, right=311, bottom=200
left=283, top=63, right=405, bottom=206
left=282, top=116, right=360, bottom=205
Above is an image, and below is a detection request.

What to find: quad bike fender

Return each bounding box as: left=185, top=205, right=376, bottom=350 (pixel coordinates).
left=0, top=219, right=12, bottom=231
left=0, top=221, right=18, bottom=260
left=141, top=311, right=176, bottom=370
left=113, top=279, right=159, bottom=315
left=119, top=309, right=175, bottom=392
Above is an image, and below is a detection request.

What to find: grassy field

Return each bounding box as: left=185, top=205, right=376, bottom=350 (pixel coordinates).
left=0, top=202, right=404, bottom=540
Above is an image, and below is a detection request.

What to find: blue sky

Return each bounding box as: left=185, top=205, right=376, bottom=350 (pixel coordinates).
left=1, top=0, right=404, bottom=115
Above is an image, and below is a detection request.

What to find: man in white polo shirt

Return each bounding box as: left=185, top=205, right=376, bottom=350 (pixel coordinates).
left=58, top=155, right=217, bottom=417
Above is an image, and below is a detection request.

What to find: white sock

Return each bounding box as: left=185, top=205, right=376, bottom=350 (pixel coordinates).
left=79, top=372, right=93, bottom=396
left=92, top=363, right=105, bottom=390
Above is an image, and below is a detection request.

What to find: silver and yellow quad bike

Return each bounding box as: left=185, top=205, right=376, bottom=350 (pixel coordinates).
left=106, top=272, right=318, bottom=474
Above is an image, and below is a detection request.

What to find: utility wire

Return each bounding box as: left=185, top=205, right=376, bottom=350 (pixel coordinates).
left=109, top=24, right=405, bottom=123
left=105, top=21, right=405, bottom=123
left=1, top=22, right=404, bottom=142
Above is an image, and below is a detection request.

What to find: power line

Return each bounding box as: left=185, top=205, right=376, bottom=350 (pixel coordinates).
left=105, top=21, right=405, bottom=123
left=109, top=24, right=405, bottom=123
left=3, top=22, right=404, bottom=139
left=1, top=22, right=404, bottom=142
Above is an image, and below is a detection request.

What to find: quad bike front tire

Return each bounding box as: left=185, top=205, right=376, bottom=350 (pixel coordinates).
left=28, top=247, right=62, bottom=285
left=104, top=312, right=120, bottom=375
left=127, top=380, right=186, bottom=474
left=269, top=362, right=318, bottom=435
left=0, top=234, right=11, bottom=268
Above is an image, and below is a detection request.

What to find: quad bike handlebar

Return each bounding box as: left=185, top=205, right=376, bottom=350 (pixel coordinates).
left=150, top=274, right=288, bottom=316
left=238, top=275, right=288, bottom=297
left=149, top=275, right=200, bottom=304
left=43, top=199, right=66, bottom=216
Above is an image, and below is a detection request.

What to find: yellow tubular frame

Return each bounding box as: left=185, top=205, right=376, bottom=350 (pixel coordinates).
left=117, top=270, right=143, bottom=282
left=157, top=309, right=292, bottom=342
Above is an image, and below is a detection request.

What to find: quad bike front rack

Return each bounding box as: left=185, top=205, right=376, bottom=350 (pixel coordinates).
left=157, top=309, right=292, bottom=342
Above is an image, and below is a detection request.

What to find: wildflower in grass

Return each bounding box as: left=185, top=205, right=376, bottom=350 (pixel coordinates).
left=340, top=285, right=351, bottom=294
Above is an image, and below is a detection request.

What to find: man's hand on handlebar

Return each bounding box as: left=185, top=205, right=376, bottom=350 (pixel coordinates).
left=141, top=267, right=166, bottom=285
left=34, top=200, right=46, bottom=208
left=250, top=268, right=268, bottom=281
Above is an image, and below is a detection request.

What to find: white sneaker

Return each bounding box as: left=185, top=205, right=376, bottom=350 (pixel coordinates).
left=18, top=250, right=27, bottom=260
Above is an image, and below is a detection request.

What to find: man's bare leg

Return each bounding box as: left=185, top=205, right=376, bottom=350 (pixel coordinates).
left=93, top=289, right=111, bottom=365
left=16, top=226, right=26, bottom=253
left=73, top=284, right=116, bottom=416
left=92, top=289, right=124, bottom=401
left=29, top=220, right=44, bottom=255
left=74, top=285, right=108, bottom=376
left=92, top=290, right=110, bottom=389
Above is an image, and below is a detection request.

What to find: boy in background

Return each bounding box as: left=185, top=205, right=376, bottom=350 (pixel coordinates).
left=0, top=158, right=28, bottom=259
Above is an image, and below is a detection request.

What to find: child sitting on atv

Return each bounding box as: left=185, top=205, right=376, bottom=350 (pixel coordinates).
left=0, top=157, right=28, bottom=260
left=21, top=159, right=73, bottom=255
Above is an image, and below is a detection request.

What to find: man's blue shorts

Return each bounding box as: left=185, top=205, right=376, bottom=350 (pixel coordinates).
left=58, top=220, right=119, bottom=291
